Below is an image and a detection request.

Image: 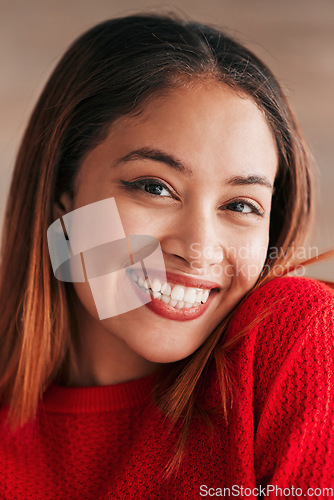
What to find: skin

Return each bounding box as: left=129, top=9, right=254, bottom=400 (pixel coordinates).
left=54, top=82, right=278, bottom=387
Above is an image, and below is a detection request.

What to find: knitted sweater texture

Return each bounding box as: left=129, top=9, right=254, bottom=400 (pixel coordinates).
left=1, top=276, right=334, bottom=499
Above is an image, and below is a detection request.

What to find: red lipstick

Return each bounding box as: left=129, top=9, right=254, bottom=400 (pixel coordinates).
left=130, top=268, right=221, bottom=290
left=129, top=271, right=220, bottom=322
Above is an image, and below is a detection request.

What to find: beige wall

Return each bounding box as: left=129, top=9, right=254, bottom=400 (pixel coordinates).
left=1, top=0, right=333, bottom=279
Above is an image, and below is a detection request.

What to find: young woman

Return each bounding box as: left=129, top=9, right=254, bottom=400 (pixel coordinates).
left=0, top=13, right=333, bottom=499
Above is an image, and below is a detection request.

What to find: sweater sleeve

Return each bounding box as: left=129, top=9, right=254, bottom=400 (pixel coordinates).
left=252, top=278, right=334, bottom=498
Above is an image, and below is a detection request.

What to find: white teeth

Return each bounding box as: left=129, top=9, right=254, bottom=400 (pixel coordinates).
left=161, top=282, right=171, bottom=296
left=134, top=275, right=214, bottom=309
left=183, top=287, right=197, bottom=303
left=151, top=278, right=162, bottom=292
left=171, top=285, right=185, bottom=301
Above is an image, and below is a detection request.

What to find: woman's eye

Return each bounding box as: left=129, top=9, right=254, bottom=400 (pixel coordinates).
left=121, top=179, right=172, bottom=197
left=223, top=200, right=264, bottom=216
left=121, top=180, right=264, bottom=216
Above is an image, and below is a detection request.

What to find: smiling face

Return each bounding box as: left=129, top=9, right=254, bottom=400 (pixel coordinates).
left=56, top=82, right=278, bottom=383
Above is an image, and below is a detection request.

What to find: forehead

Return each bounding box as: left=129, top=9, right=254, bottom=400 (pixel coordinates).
left=112, top=83, right=276, bottom=156
left=115, top=82, right=270, bottom=131
left=79, top=82, right=278, bottom=187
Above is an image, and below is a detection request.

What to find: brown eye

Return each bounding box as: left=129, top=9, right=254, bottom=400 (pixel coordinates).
left=121, top=179, right=172, bottom=197
left=221, top=199, right=264, bottom=216
left=144, top=183, right=164, bottom=195
left=228, top=201, right=252, bottom=213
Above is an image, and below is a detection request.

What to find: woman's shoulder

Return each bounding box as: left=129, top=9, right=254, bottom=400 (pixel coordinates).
left=225, top=276, right=334, bottom=391
left=231, top=275, right=334, bottom=335
left=224, top=276, right=334, bottom=438
left=246, top=274, right=333, bottom=307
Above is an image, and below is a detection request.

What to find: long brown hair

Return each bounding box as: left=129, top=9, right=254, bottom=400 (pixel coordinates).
left=0, top=12, right=333, bottom=474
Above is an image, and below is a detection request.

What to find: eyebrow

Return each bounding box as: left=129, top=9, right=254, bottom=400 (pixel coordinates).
left=114, top=147, right=274, bottom=191
left=225, top=175, right=274, bottom=192
left=114, top=147, right=192, bottom=177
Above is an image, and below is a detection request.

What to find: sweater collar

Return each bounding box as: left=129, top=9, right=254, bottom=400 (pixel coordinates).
left=41, top=372, right=157, bottom=413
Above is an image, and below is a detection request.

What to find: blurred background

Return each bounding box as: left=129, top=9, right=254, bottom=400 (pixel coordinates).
left=0, top=0, right=333, bottom=279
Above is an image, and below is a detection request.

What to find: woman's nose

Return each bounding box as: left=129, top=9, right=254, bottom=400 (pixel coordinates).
left=162, top=208, right=225, bottom=272
left=187, top=240, right=224, bottom=270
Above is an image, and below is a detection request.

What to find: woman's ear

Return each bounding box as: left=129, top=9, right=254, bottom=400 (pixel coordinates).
left=53, top=191, right=74, bottom=221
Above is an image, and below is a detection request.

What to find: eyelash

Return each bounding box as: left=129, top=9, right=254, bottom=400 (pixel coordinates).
left=120, top=178, right=265, bottom=216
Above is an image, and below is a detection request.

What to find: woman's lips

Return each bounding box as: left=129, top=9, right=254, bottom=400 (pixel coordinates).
left=131, top=277, right=219, bottom=322
left=140, top=269, right=221, bottom=290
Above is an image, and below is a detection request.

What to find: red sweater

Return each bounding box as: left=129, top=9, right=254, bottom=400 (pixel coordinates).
left=1, top=276, right=334, bottom=499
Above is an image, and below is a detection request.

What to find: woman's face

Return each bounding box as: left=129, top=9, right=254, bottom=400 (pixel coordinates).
left=57, top=83, right=277, bottom=372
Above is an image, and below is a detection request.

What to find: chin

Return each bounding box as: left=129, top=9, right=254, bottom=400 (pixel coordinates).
left=135, top=341, right=203, bottom=365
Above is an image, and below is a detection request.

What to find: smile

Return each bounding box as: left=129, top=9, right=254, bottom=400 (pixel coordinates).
left=135, top=275, right=211, bottom=308
left=128, top=270, right=220, bottom=321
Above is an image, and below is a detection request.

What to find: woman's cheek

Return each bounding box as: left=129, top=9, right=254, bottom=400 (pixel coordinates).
left=226, top=231, right=269, bottom=286
left=113, top=198, right=156, bottom=236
